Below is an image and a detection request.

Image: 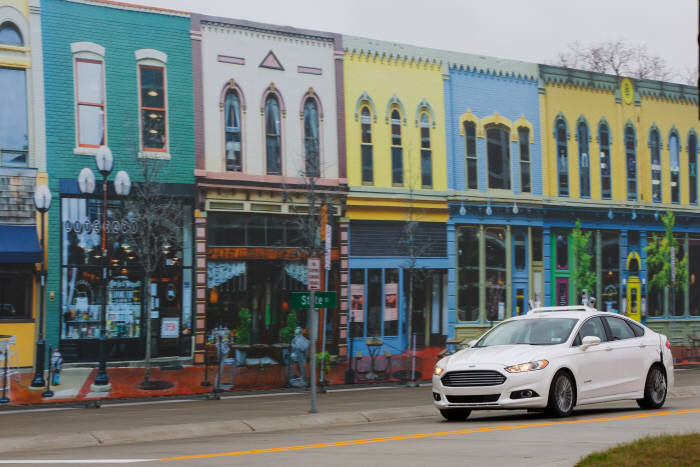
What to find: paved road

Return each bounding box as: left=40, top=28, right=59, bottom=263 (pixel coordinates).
left=0, top=397, right=698, bottom=466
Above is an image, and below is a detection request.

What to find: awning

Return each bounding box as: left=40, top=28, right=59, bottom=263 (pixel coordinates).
left=0, top=225, right=41, bottom=263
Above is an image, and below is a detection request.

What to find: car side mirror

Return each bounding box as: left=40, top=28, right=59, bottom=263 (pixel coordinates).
left=581, top=335, right=601, bottom=350
left=467, top=339, right=477, bottom=348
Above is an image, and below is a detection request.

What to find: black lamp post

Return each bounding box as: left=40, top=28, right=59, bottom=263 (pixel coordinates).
left=30, top=184, right=52, bottom=388
left=78, top=146, right=131, bottom=388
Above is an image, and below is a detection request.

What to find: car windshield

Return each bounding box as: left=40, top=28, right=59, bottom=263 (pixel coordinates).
left=475, top=318, right=578, bottom=347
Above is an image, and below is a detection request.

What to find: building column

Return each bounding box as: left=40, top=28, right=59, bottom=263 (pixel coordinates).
left=596, top=229, right=602, bottom=307
left=543, top=227, right=551, bottom=306
left=505, top=224, right=512, bottom=317
left=478, top=224, right=486, bottom=322
left=193, top=213, right=208, bottom=364
left=337, top=218, right=349, bottom=358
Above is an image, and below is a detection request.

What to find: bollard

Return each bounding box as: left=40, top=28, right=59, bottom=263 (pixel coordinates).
left=42, top=345, right=54, bottom=398
left=0, top=348, right=9, bottom=404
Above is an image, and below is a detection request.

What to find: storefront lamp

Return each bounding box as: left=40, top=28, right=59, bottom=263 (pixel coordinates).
left=632, top=209, right=637, bottom=220
left=485, top=200, right=492, bottom=216
left=459, top=201, right=466, bottom=216
left=512, top=202, right=519, bottom=215
left=78, top=167, right=96, bottom=195
left=95, top=145, right=114, bottom=177
left=607, top=208, right=614, bottom=220
left=114, top=171, right=131, bottom=197
left=654, top=210, right=660, bottom=221
left=30, top=184, right=52, bottom=388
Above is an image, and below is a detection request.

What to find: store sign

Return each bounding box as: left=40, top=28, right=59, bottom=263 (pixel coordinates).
left=307, top=257, right=321, bottom=291
left=64, top=219, right=138, bottom=234
left=161, top=317, right=180, bottom=338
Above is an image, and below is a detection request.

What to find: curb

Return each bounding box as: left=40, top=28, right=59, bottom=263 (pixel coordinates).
left=0, top=389, right=697, bottom=455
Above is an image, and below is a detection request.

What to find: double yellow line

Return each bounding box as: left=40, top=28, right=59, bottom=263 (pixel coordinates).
left=160, top=408, right=700, bottom=462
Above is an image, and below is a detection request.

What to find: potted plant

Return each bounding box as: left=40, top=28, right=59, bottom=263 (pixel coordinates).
left=279, top=311, right=298, bottom=344
left=234, top=307, right=251, bottom=365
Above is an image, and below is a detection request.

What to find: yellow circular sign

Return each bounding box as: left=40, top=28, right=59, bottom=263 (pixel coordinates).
left=620, top=78, right=634, bottom=105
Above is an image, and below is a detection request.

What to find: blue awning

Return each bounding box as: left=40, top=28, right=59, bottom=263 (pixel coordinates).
left=0, top=225, right=41, bottom=263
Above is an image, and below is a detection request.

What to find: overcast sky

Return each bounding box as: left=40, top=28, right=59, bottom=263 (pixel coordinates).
left=137, top=0, right=696, bottom=79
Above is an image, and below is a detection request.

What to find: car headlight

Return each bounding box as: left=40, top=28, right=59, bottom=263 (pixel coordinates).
left=434, top=365, right=445, bottom=376
left=504, top=360, right=549, bottom=373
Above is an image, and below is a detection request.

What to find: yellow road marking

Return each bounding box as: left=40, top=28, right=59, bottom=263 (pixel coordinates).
left=159, top=408, right=700, bottom=462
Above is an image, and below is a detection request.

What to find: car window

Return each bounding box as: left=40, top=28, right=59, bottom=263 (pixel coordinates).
left=627, top=320, right=645, bottom=337
left=604, top=316, right=636, bottom=340
left=574, top=317, right=607, bottom=346
left=475, top=318, right=578, bottom=347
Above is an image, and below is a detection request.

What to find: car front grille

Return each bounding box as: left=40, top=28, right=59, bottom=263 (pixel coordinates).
left=441, top=370, right=506, bottom=387
left=445, top=394, right=500, bottom=404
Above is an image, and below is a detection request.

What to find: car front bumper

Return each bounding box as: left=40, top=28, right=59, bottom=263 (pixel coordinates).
left=432, top=365, right=554, bottom=410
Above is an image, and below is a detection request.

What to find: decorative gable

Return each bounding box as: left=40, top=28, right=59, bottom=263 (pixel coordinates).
left=259, top=50, right=284, bottom=71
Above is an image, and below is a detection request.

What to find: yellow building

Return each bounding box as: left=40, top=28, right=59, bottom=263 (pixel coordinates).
left=0, top=0, right=47, bottom=368
left=341, top=36, right=449, bottom=354
left=539, top=65, right=699, bottom=346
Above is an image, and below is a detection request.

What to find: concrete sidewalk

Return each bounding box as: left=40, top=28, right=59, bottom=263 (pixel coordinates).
left=0, top=371, right=699, bottom=455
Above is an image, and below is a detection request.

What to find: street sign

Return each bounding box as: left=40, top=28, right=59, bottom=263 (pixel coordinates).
left=307, top=257, right=321, bottom=291
left=290, top=291, right=337, bottom=309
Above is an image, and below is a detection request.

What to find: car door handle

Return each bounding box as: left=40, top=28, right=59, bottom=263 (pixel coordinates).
left=603, top=346, right=613, bottom=351
left=639, top=344, right=647, bottom=348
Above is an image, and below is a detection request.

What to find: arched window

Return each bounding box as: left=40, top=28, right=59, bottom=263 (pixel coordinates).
left=599, top=121, right=612, bottom=199
left=303, top=98, right=320, bottom=177
left=0, top=22, right=22, bottom=46
left=486, top=125, right=510, bottom=190
left=625, top=125, right=637, bottom=201
left=264, top=94, right=282, bottom=175
left=464, top=122, right=478, bottom=190
left=577, top=120, right=590, bottom=197
left=224, top=90, right=242, bottom=171
left=518, top=127, right=531, bottom=193
left=420, top=112, right=432, bottom=188
left=556, top=119, right=568, bottom=196
left=689, top=132, right=698, bottom=205
left=0, top=66, right=27, bottom=166
left=649, top=128, right=661, bottom=202
left=390, top=108, right=403, bottom=185
left=360, top=106, right=373, bottom=184
left=669, top=132, right=680, bottom=204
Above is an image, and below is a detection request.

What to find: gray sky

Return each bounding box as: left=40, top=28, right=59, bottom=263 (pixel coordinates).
left=137, top=0, right=696, bottom=79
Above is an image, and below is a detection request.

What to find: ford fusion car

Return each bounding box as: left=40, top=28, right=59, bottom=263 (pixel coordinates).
left=432, top=306, right=674, bottom=421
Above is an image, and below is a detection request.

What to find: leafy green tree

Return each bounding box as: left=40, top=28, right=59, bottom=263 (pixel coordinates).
left=572, top=219, right=596, bottom=304
left=645, top=212, right=688, bottom=314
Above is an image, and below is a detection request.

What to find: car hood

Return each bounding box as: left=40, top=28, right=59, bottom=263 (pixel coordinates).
left=445, top=345, right=548, bottom=369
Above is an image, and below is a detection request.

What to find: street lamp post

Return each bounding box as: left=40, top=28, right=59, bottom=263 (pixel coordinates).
left=78, top=146, right=130, bottom=389
left=30, top=184, right=52, bottom=388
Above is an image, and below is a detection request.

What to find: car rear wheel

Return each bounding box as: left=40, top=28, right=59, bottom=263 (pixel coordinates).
left=546, top=371, right=575, bottom=417
left=439, top=408, right=471, bottom=421
left=637, top=365, right=666, bottom=410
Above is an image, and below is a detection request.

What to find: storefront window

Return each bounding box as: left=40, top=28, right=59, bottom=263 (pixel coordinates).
left=367, top=269, right=382, bottom=336
left=0, top=269, right=32, bottom=320
left=514, top=234, right=526, bottom=271
left=690, top=238, right=700, bottom=316
left=671, top=238, right=684, bottom=316
left=532, top=228, right=542, bottom=262
left=556, top=233, right=568, bottom=270
left=350, top=269, right=364, bottom=338
left=207, top=213, right=309, bottom=248
left=384, top=269, right=399, bottom=336
left=457, top=227, right=479, bottom=322
left=601, top=231, right=619, bottom=313
left=485, top=228, right=506, bottom=321
left=647, top=233, right=663, bottom=318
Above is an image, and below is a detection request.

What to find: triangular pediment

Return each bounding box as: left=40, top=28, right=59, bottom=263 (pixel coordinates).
left=259, top=50, right=284, bottom=71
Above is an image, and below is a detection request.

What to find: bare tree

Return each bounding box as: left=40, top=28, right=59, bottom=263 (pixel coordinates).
left=118, top=159, right=185, bottom=389
left=554, top=38, right=674, bottom=81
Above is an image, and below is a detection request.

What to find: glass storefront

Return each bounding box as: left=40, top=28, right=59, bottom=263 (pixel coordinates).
left=60, top=197, right=193, bottom=361
left=601, top=231, right=619, bottom=313
left=485, top=228, right=506, bottom=321
left=457, top=227, right=479, bottom=322
left=690, top=238, right=700, bottom=316
left=349, top=268, right=400, bottom=340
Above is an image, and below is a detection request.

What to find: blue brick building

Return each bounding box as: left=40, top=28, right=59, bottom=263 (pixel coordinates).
left=41, top=0, right=195, bottom=362
left=441, top=53, right=543, bottom=343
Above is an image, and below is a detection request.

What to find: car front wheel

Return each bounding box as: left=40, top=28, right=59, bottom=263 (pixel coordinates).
left=637, top=365, right=667, bottom=410
left=547, top=371, right=575, bottom=417
left=439, top=408, right=471, bottom=421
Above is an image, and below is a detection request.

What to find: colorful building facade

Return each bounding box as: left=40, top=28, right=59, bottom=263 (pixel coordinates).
left=342, top=37, right=449, bottom=357
left=443, top=53, right=542, bottom=343
left=0, top=0, right=46, bottom=367
left=42, top=0, right=195, bottom=362
left=539, top=65, right=700, bottom=349
left=191, top=15, right=346, bottom=364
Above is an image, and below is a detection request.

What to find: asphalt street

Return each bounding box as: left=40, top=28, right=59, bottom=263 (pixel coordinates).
left=0, top=392, right=699, bottom=466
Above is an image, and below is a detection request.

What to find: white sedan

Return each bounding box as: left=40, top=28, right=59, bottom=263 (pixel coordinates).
left=432, top=306, right=674, bottom=420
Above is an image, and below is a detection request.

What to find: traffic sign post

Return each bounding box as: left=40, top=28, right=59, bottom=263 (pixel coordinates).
left=306, top=258, right=321, bottom=413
